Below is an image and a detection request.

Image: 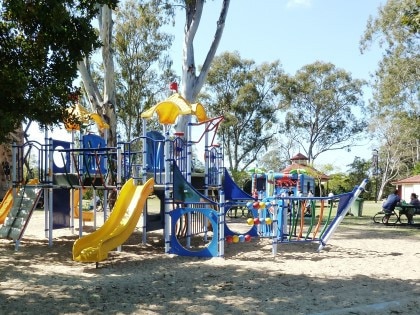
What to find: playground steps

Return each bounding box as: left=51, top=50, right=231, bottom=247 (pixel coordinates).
left=0, top=186, right=42, bottom=240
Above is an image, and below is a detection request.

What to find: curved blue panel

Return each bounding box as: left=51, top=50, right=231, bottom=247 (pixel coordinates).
left=173, top=164, right=215, bottom=204
left=223, top=168, right=254, bottom=201
left=169, top=207, right=219, bottom=257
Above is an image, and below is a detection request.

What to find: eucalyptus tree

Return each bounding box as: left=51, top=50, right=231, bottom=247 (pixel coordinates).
left=78, top=0, right=177, bottom=145
left=360, top=0, right=419, bottom=115
left=78, top=4, right=117, bottom=145
left=258, top=150, right=288, bottom=173
left=174, top=0, right=230, bottom=134
left=259, top=129, right=301, bottom=172
left=360, top=0, right=419, bottom=189
left=401, top=0, right=420, bottom=33
left=114, top=0, right=175, bottom=140
left=79, top=0, right=230, bottom=144
left=346, top=156, right=372, bottom=194
left=203, top=51, right=284, bottom=178
left=275, top=61, right=367, bottom=164
left=371, top=114, right=418, bottom=199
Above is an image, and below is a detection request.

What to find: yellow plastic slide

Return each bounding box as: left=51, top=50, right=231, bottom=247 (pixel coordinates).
left=72, top=178, right=154, bottom=263
left=0, top=188, right=13, bottom=224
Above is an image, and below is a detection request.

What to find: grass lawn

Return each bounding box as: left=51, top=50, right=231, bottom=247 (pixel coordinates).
left=145, top=196, right=418, bottom=234
left=357, top=200, right=383, bottom=217
left=146, top=197, right=384, bottom=218
left=339, top=199, right=382, bottom=226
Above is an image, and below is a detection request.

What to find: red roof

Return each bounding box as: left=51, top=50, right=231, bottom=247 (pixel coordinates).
left=290, top=153, right=308, bottom=161
left=280, top=162, right=329, bottom=180
left=393, top=175, right=420, bottom=185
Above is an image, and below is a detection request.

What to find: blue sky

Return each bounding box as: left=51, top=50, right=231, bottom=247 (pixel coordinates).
left=168, top=0, right=386, bottom=172
left=171, top=0, right=384, bottom=79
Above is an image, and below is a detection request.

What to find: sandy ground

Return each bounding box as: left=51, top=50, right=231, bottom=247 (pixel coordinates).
left=1, top=209, right=420, bottom=315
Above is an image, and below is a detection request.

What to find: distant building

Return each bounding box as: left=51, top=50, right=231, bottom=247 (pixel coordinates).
left=392, top=175, right=420, bottom=201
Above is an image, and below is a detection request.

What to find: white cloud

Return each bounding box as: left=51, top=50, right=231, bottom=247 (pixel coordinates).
left=286, top=0, right=312, bottom=9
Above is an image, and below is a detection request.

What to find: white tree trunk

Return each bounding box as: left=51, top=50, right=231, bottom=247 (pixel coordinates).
left=77, top=58, right=103, bottom=108
left=100, top=5, right=117, bottom=146
left=78, top=5, right=117, bottom=147
left=176, top=0, right=230, bottom=133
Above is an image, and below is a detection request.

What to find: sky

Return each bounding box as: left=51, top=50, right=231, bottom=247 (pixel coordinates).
left=165, top=0, right=386, bottom=172
left=27, top=0, right=386, bottom=173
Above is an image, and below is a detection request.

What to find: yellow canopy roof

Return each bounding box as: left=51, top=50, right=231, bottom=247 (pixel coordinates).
left=64, top=103, right=109, bottom=131
left=90, top=113, right=110, bottom=131
left=191, top=102, right=207, bottom=122
left=141, top=93, right=208, bottom=124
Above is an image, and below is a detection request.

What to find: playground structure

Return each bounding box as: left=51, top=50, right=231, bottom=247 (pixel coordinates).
left=127, top=92, right=366, bottom=258
left=251, top=170, right=316, bottom=198
left=0, top=93, right=367, bottom=262
left=0, top=106, right=118, bottom=249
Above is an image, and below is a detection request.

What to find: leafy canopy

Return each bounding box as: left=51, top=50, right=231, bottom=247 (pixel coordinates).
left=0, top=0, right=117, bottom=143
left=275, top=61, right=367, bottom=163
left=360, top=0, right=419, bottom=115
left=114, top=0, right=175, bottom=140
left=203, top=51, right=283, bottom=177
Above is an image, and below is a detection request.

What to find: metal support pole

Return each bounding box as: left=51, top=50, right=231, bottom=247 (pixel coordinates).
left=164, top=125, right=171, bottom=253
left=372, top=149, right=379, bottom=203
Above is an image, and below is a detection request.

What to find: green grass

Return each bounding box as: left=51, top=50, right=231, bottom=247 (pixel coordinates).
left=339, top=200, right=382, bottom=227
left=340, top=200, right=420, bottom=237
left=145, top=197, right=383, bottom=218
left=357, top=200, right=383, bottom=217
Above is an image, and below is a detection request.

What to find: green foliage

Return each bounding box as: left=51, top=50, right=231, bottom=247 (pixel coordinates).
left=401, top=0, right=420, bottom=33
left=275, top=61, right=367, bottom=163
left=327, top=173, right=352, bottom=195
left=393, top=113, right=420, bottom=175
left=82, top=188, right=103, bottom=201
left=360, top=0, right=419, bottom=115
left=371, top=111, right=419, bottom=192
left=258, top=150, right=288, bottom=172
left=413, top=161, right=420, bottom=174
left=114, top=0, right=176, bottom=140
left=328, top=157, right=372, bottom=198
left=360, top=0, right=419, bottom=192
left=346, top=156, right=371, bottom=190
left=229, top=169, right=251, bottom=191
left=203, top=51, right=284, bottom=176
left=0, top=0, right=117, bottom=143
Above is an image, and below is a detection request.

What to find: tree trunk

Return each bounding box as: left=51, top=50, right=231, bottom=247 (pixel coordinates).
left=99, top=5, right=117, bottom=147
left=78, top=5, right=117, bottom=147
left=0, top=127, right=24, bottom=199
left=176, top=0, right=230, bottom=133
left=78, top=58, right=103, bottom=108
